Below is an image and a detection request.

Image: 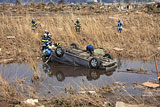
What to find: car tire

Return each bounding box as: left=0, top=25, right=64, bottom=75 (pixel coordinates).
left=89, top=57, right=100, bottom=69
left=55, top=47, right=64, bottom=57
left=70, top=43, right=79, bottom=49
left=103, top=53, right=114, bottom=60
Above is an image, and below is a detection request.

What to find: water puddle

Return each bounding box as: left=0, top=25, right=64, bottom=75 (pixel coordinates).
left=0, top=59, right=159, bottom=97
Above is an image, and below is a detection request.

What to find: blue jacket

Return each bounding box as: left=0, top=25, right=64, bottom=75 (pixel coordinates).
left=42, top=48, right=51, bottom=56
left=86, top=45, right=94, bottom=52
left=117, top=21, right=123, bottom=26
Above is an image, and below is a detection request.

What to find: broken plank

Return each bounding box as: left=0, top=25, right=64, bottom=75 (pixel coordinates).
left=141, top=81, right=160, bottom=88
left=118, top=70, right=152, bottom=75
left=7, top=36, right=15, bottom=39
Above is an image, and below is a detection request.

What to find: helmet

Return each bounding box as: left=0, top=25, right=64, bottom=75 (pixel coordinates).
left=54, top=43, right=61, bottom=47
left=44, top=30, right=48, bottom=33
left=48, top=33, right=52, bottom=37
left=44, top=33, right=47, bottom=37
left=77, top=18, right=80, bottom=21
left=32, top=18, right=35, bottom=21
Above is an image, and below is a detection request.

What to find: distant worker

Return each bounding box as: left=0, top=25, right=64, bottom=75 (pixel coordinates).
left=75, top=18, right=81, bottom=33
left=86, top=45, right=94, bottom=55
left=117, top=19, right=123, bottom=33
left=31, top=18, right=37, bottom=31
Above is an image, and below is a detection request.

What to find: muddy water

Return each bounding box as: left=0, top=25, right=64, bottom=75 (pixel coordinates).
left=0, top=60, right=159, bottom=97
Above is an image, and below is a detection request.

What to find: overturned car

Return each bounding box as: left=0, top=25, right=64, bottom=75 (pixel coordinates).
left=44, top=44, right=117, bottom=70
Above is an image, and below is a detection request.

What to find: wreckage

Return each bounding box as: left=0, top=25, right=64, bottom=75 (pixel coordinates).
left=44, top=44, right=117, bottom=70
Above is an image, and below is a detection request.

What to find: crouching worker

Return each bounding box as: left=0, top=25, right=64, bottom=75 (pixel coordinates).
left=86, top=45, right=94, bottom=56
left=42, top=48, right=51, bottom=62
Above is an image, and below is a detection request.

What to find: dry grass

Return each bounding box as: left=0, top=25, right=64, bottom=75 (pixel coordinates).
left=0, top=11, right=160, bottom=63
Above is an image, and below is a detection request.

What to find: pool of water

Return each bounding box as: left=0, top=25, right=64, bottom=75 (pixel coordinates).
left=0, top=59, right=159, bottom=97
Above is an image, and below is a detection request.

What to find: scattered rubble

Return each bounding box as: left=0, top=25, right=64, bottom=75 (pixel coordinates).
left=116, top=101, right=144, bottom=107
left=118, top=68, right=152, bottom=75
left=7, top=36, right=15, bottom=39
left=24, top=99, right=38, bottom=106
left=141, top=81, right=160, bottom=88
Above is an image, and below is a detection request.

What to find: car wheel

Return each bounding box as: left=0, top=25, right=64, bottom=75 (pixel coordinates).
left=103, top=53, right=114, bottom=60
left=55, top=47, right=64, bottom=57
left=89, top=57, right=100, bottom=69
left=70, top=43, right=79, bottom=49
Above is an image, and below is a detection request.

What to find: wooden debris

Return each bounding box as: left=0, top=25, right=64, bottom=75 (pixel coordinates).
left=0, top=58, right=15, bottom=64
left=113, top=47, right=123, bottom=51
left=7, top=36, right=15, bottom=39
left=116, top=101, right=144, bottom=107
left=0, top=48, right=1, bottom=56
left=118, top=70, right=152, bottom=75
left=141, top=81, right=160, bottom=88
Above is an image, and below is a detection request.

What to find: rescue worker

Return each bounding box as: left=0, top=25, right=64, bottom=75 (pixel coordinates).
left=44, top=30, right=49, bottom=36
left=117, top=19, right=123, bottom=33
left=54, top=43, right=61, bottom=47
left=42, top=48, right=52, bottom=61
left=31, top=18, right=37, bottom=31
left=86, top=45, right=94, bottom=55
left=47, top=33, right=52, bottom=47
left=75, top=18, right=81, bottom=33
left=41, top=33, right=49, bottom=51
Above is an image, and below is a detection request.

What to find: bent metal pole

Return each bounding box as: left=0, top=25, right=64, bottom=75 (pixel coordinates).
left=154, top=56, right=160, bottom=84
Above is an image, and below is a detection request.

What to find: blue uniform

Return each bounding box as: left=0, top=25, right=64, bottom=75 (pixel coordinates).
left=117, top=21, right=123, bottom=31
left=42, top=48, right=51, bottom=57
left=41, top=36, right=49, bottom=51
left=47, top=36, right=52, bottom=47
left=86, top=45, right=94, bottom=52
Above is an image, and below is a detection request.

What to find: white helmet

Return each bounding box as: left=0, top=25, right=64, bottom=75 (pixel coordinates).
left=77, top=18, right=80, bottom=21
left=44, top=30, right=48, bottom=33
left=44, top=33, right=47, bottom=37
left=48, top=33, right=52, bottom=37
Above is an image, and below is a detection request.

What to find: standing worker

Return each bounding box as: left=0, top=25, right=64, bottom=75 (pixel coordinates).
left=75, top=18, right=81, bottom=33
left=41, top=33, right=52, bottom=62
left=44, top=30, right=50, bottom=36
left=117, top=19, right=123, bottom=33
left=31, top=18, right=37, bottom=32
left=41, top=33, right=49, bottom=51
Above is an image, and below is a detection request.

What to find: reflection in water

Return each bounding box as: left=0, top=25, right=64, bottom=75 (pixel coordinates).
left=43, top=62, right=116, bottom=82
